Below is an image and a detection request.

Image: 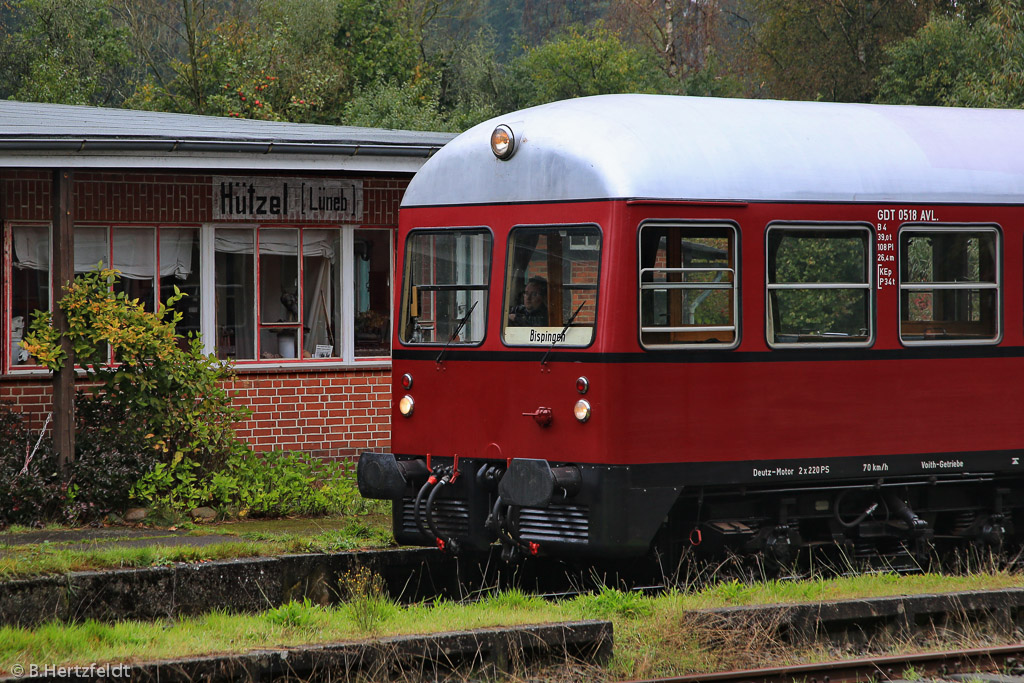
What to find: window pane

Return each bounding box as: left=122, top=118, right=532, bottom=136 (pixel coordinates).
left=503, top=225, right=600, bottom=346
left=400, top=229, right=492, bottom=345
left=113, top=227, right=156, bottom=312
left=258, top=228, right=300, bottom=359
left=639, top=224, right=735, bottom=346
left=769, top=230, right=868, bottom=284
left=772, top=289, right=870, bottom=341
left=75, top=226, right=108, bottom=274
left=899, top=229, right=999, bottom=342
left=215, top=228, right=255, bottom=360
left=160, top=228, right=201, bottom=343
left=354, top=229, right=391, bottom=358
left=302, top=229, right=341, bottom=358
left=767, top=228, right=872, bottom=345
left=11, top=226, right=49, bottom=366
left=901, top=231, right=996, bottom=284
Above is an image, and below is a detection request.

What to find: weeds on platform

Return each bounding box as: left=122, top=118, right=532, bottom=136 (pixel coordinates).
left=1, top=567, right=1023, bottom=680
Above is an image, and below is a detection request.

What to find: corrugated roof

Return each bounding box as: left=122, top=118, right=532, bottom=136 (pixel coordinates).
left=403, top=94, right=1024, bottom=206
left=0, top=99, right=455, bottom=173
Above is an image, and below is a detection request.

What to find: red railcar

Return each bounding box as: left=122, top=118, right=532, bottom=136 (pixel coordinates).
left=358, top=95, right=1024, bottom=563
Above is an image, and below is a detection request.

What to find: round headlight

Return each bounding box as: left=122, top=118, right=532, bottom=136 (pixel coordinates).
left=573, top=399, right=591, bottom=423
left=401, top=373, right=414, bottom=390
left=399, top=395, right=415, bottom=417
left=490, top=124, right=515, bottom=160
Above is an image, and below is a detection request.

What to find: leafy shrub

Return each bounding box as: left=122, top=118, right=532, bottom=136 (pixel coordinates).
left=130, top=449, right=373, bottom=519
left=22, top=268, right=249, bottom=473
left=0, top=399, right=158, bottom=526
left=69, top=397, right=155, bottom=515
left=0, top=402, right=64, bottom=526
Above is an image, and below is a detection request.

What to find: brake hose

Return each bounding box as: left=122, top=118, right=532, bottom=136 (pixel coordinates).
left=414, top=476, right=437, bottom=539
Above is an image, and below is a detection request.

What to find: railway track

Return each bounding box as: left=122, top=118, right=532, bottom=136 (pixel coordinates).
left=626, top=644, right=1024, bottom=683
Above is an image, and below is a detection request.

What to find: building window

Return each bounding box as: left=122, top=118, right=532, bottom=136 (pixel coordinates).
left=10, top=224, right=50, bottom=367
left=354, top=229, right=392, bottom=358
left=216, top=226, right=341, bottom=361
left=502, top=225, right=601, bottom=347
left=766, top=225, right=873, bottom=347
left=639, top=222, right=737, bottom=348
left=6, top=222, right=392, bottom=369
left=899, top=226, right=1000, bottom=344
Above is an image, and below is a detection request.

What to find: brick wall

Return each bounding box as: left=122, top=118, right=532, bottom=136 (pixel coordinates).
left=227, top=368, right=392, bottom=460
left=0, top=368, right=392, bottom=460
left=1, top=171, right=409, bottom=226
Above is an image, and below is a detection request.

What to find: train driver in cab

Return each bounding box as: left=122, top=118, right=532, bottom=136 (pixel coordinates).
left=509, top=276, right=549, bottom=326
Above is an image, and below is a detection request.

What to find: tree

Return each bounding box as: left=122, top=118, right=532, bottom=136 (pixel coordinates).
left=341, top=79, right=452, bottom=131
left=508, top=23, right=673, bottom=107
left=608, top=0, right=721, bottom=81
left=117, top=0, right=248, bottom=115
left=0, top=0, right=138, bottom=106
left=746, top=0, right=935, bottom=102
left=876, top=0, right=1024, bottom=108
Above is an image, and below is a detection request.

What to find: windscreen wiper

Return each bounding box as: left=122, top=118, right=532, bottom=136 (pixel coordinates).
left=436, top=300, right=478, bottom=364
left=540, top=299, right=587, bottom=366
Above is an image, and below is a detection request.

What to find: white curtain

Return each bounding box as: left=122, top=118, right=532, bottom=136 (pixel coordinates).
left=14, top=227, right=195, bottom=280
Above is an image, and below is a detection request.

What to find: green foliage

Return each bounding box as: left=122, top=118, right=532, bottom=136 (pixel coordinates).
left=876, top=1, right=1024, bottom=108
left=22, top=268, right=248, bottom=473
left=265, top=597, right=321, bottom=629
left=508, top=23, right=672, bottom=107
left=338, top=566, right=396, bottom=632
left=481, top=588, right=547, bottom=611
left=341, top=79, right=453, bottom=131
left=750, top=0, right=934, bottom=102
left=130, top=448, right=370, bottom=519
left=335, top=0, right=420, bottom=89
left=0, top=0, right=137, bottom=106
left=574, top=585, right=653, bottom=620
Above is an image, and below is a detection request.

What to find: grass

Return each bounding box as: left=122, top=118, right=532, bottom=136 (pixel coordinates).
left=0, top=568, right=1022, bottom=679
left=0, top=515, right=394, bottom=579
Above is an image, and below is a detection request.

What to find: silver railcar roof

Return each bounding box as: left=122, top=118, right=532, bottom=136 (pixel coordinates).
left=402, top=94, right=1024, bottom=207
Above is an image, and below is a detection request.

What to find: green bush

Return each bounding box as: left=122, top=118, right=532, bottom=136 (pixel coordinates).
left=22, top=267, right=249, bottom=473
left=9, top=267, right=374, bottom=525
left=0, top=399, right=158, bottom=526
left=0, top=402, right=64, bottom=526
left=130, top=449, right=372, bottom=519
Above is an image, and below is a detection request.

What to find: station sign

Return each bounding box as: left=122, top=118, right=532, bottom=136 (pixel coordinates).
left=213, top=176, right=363, bottom=222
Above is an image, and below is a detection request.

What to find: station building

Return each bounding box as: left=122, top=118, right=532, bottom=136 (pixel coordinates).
left=0, top=100, right=453, bottom=461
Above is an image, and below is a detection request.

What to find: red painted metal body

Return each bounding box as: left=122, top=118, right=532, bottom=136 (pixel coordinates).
left=391, top=200, right=1024, bottom=474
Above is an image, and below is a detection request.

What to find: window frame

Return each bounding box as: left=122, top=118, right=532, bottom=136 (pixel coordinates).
left=637, top=220, right=740, bottom=351
left=4, top=221, right=392, bottom=372
left=765, top=222, right=875, bottom=349
left=398, top=226, right=494, bottom=348
left=898, top=223, right=1002, bottom=347
left=6, top=221, right=53, bottom=373
left=500, top=223, right=603, bottom=350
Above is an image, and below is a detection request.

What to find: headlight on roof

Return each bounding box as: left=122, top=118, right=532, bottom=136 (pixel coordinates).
left=490, top=124, right=516, bottom=160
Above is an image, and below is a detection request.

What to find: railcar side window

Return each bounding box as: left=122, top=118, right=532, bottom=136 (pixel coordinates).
left=766, top=226, right=872, bottom=346
left=899, top=227, right=999, bottom=344
left=400, top=229, right=492, bottom=345
left=638, top=223, right=737, bottom=348
left=502, top=225, right=600, bottom=346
